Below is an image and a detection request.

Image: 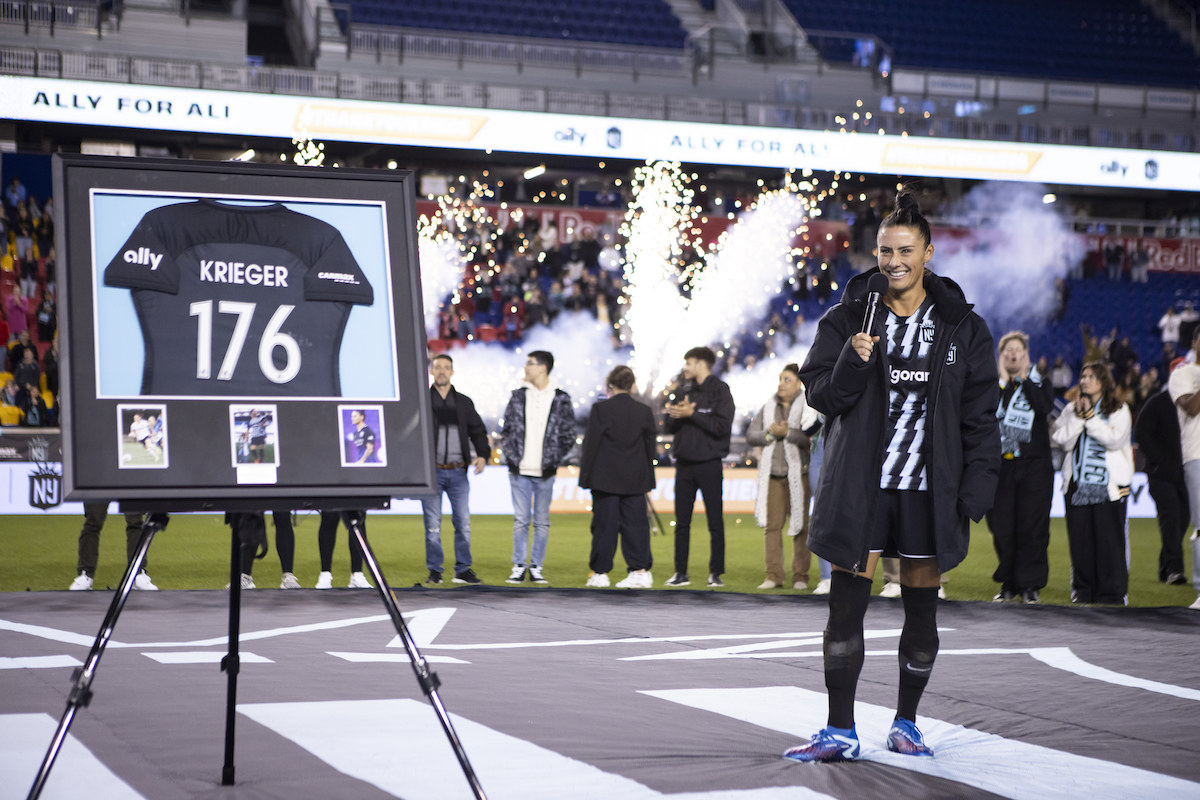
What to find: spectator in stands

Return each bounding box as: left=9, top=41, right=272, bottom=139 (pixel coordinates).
left=4, top=177, right=26, bottom=214
left=17, top=378, right=48, bottom=426
left=13, top=347, right=40, bottom=392
left=1116, top=366, right=1145, bottom=418
left=1140, top=366, right=1162, bottom=399
left=1108, top=336, right=1137, bottom=386
left=36, top=204, right=53, bottom=259
left=43, top=339, right=58, bottom=404
left=1129, top=241, right=1151, bottom=283
left=1179, top=302, right=1200, bottom=350
left=42, top=245, right=56, bottom=300
left=987, top=332, right=1055, bottom=605
left=1167, top=329, right=1200, bottom=611
left=6, top=284, right=33, bottom=341
left=1135, top=383, right=1189, bottom=586
left=745, top=363, right=820, bottom=590
left=1, top=379, right=20, bottom=412
left=18, top=246, right=38, bottom=300
left=500, top=350, right=576, bottom=585
left=12, top=202, right=34, bottom=261
left=1159, top=306, right=1182, bottom=353
left=7, top=330, right=34, bottom=372
left=1052, top=362, right=1133, bottom=604
left=579, top=365, right=657, bottom=589
left=1051, top=277, right=1070, bottom=321
left=35, top=295, right=55, bottom=344
left=1050, top=358, right=1073, bottom=400
left=1103, top=240, right=1124, bottom=281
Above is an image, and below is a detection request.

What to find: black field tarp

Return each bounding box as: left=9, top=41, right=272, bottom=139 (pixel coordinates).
left=1, top=588, right=1197, bottom=800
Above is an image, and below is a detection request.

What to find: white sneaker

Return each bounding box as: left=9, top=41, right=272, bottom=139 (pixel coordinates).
left=757, top=579, right=782, bottom=589
left=793, top=581, right=808, bottom=591
left=879, top=581, right=902, bottom=598
left=529, top=566, right=549, bottom=584
left=280, top=572, right=301, bottom=589
left=586, top=572, right=610, bottom=588
left=505, top=565, right=526, bottom=583
left=616, top=570, right=652, bottom=589
left=315, top=571, right=333, bottom=589
left=1189, top=595, right=1200, bottom=610
left=133, top=572, right=158, bottom=591
left=241, top=574, right=255, bottom=590
left=69, top=573, right=93, bottom=591
left=938, top=586, right=947, bottom=600
left=348, top=572, right=372, bottom=589
left=812, top=578, right=831, bottom=595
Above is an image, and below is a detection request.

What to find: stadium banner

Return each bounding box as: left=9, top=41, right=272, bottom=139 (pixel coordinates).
left=0, top=462, right=1159, bottom=519
left=4, top=75, right=1200, bottom=191
left=53, top=155, right=435, bottom=508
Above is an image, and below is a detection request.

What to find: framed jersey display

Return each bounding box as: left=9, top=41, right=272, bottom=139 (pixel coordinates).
left=54, top=155, right=434, bottom=507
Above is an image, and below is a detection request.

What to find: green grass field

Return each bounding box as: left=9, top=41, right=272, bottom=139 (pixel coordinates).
left=1, top=512, right=1194, bottom=608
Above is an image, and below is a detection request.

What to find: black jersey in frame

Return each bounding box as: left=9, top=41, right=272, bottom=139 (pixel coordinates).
left=103, top=200, right=375, bottom=397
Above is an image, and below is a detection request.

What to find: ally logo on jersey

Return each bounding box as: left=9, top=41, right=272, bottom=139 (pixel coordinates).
left=123, top=247, right=164, bottom=270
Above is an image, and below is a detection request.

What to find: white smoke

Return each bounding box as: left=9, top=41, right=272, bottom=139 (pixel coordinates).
left=933, top=182, right=1081, bottom=328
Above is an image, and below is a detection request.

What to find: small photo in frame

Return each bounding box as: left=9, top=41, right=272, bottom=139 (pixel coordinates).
left=117, top=404, right=169, bottom=469
left=230, top=405, right=280, bottom=467
left=338, top=405, right=386, bottom=467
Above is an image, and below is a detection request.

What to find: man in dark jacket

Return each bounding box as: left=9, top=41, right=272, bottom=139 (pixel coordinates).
left=500, top=350, right=576, bottom=584
left=421, top=354, right=492, bottom=586
left=786, top=191, right=999, bottom=764
left=1135, top=384, right=1189, bottom=584
left=579, top=365, right=658, bottom=589
left=664, top=346, right=735, bottom=588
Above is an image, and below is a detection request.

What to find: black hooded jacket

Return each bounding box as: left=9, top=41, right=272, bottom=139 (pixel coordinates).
left=798, top=268, right=1001, bottom=573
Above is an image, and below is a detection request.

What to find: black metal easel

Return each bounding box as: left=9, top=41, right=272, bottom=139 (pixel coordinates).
left=25, top=512, right=165, bottom=800
left=27, top=507, right=488, bottom=800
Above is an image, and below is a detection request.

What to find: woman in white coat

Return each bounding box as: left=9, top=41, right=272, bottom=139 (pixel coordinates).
left=1051, top=361, right=1134, bottom=604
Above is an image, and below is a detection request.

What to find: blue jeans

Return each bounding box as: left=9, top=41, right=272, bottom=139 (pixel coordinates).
left=510, top=473, right=554, bottom=568
left=421, top=468, right=473, bottom=574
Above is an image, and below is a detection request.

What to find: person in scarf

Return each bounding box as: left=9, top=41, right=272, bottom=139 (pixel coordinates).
left=986, top=331, right=1055, bottom=604
left=1051, top=362, right=1133, bottom=604
left=745, top=363, right=821, bottom=590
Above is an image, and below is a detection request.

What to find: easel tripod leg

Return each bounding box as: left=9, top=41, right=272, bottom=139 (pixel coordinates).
left=26, top=515, right=161, bottom=800
left=344, top=511, right=488, bottom=800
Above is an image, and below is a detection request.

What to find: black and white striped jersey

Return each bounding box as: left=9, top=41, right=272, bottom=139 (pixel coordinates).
left=880, top=297, right=936, bottom=491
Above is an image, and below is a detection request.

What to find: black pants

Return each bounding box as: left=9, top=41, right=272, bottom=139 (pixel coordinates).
left=673, top=459, right=724, bottom=575
left=77, top=502, right=145, bottom=577
left=985, top=456, right=1053, bottom=593
left=1147, top=476, right=1189, bottom=581
left=589, top=491, right=652, bottom=574
left=1064, top=498, right=1128, bottom=604
left=318, top=510, right=365, bottom=573
left=236, top=511, right=294, bottom=575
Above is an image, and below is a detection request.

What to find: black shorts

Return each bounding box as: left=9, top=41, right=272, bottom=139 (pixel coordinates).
left=868, top=489, right=936, bottom=560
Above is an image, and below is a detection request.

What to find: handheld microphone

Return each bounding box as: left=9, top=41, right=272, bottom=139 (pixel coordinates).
left=862, top=272, right=890, bottom=335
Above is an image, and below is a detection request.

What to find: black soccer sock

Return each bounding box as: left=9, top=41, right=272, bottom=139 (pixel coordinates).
left=824, top=570, right=873, bottom=729
left=897, top=585, right=940, bottom=722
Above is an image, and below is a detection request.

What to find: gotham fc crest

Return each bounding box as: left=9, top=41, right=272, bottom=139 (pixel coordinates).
left=27, top=437, right=62, bottom=510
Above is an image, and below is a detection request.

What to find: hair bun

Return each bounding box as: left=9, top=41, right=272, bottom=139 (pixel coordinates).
left=896, top=191, right=920, bottom=212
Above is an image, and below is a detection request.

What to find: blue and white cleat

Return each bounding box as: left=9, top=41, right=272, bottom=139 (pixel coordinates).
left=886, top=717, right=934, bottom=756
left=783, top=726, right=861, bottom=763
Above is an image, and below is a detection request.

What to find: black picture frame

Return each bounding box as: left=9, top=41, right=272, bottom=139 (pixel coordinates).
left=53, top=155, right=433, bottom=509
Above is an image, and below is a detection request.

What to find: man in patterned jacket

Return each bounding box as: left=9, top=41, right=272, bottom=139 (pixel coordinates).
left=500, top=350, right=576, bottom=584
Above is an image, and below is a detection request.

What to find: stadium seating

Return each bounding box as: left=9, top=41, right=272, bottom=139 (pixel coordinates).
left=780, top=0, right=1200, bottom=88
left=338, top=0, right=688, bottom=48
